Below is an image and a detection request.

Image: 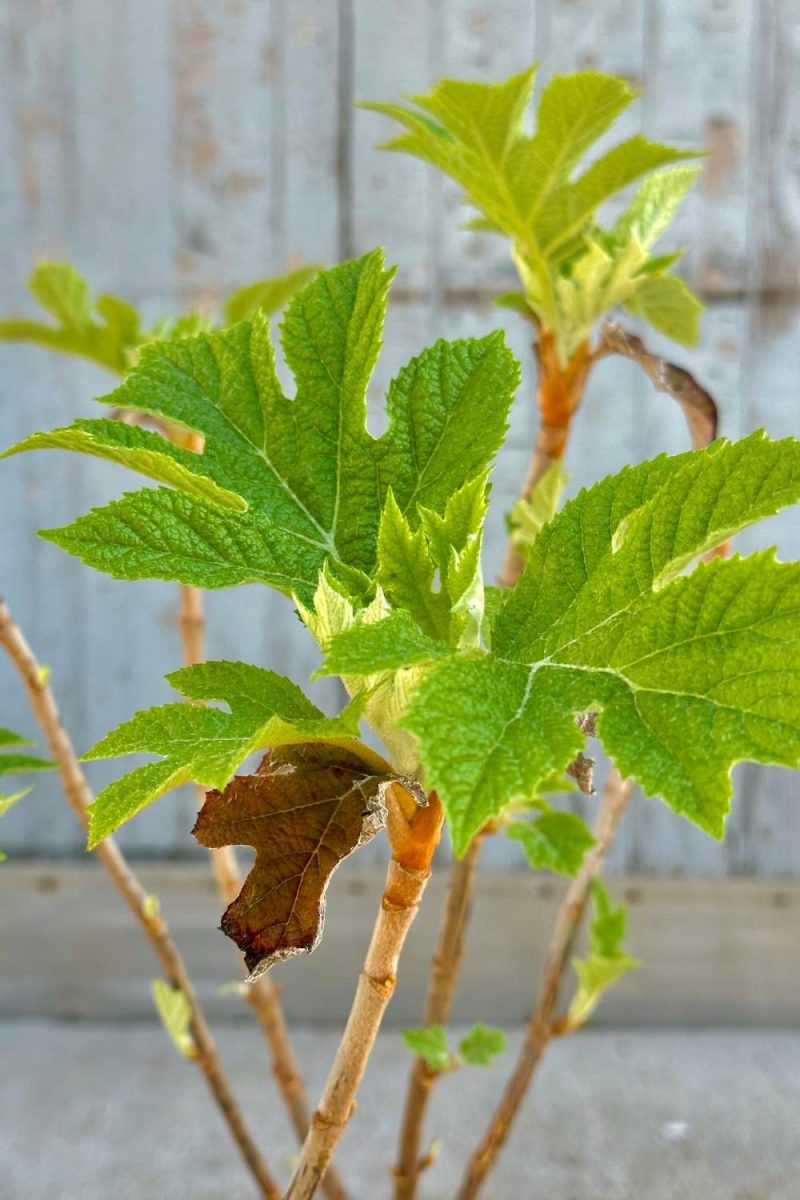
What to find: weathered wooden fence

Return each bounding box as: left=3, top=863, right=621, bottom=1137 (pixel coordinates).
left=1, top=0, right=798, bottom=875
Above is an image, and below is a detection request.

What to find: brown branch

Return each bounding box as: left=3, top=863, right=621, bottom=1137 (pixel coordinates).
left=284, top=793, right=444, bottom=1200
left=177, top=583, right=347, bottom=1200
left=596, top=321, right=718, bottom=448
left=392, top=834, right=483, bottom=1200
left=456, top=769, right=635, bottom=1200
left=0, top=596, right=280, bottom=1200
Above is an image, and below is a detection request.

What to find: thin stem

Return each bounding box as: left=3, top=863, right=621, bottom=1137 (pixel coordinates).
left=456, top=769, right=634, bottom=1200
left=392, top=332, right=597, bottom=1197
left=392, top=836, right=483, bottom=1200
left=178, top=583, right=347, bottom=1200
left=498, top=332, right=592, bottom=588
left=284, top=794, right=444, bottom=1200
left=0, top=596, right=280, bottom=1200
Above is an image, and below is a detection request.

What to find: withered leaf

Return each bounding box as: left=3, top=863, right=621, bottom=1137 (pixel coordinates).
left=193, top=742, right=425, bottom=978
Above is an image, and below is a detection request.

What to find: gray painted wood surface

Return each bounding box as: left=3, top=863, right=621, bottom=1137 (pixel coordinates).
left=4, top=863, right=800, bottom=1024
left=0, top=1, right=797, bottom=872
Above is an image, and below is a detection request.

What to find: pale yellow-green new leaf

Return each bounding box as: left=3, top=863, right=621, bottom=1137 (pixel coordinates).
left=151, top=980, right=197, bottom=1059
left=366, top=68, right=701, bottom=358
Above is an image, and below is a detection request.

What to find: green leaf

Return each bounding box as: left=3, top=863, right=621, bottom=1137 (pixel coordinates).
left=0, top=262, right=142, bottom=372
left=223, top=264, right=322, bottom=324
left=3, top=419, right=247, bottom=511
left=0, top=728, right=31, bottom=749
left=402, top=1025, right=452, bottom=1072
left=569, top=953, right=638, bottom=1027
left=0, top=732, right=55, bottom=861
left=400, top=433, right=800, bottom=855
left=507, top=810, right=594, bottom=876
left=26, top=254, right=518, bottom=602
left=458, top=1022, right=506, bottom=1067
left=535, top=139, right=697, bottom=259
left=0, top=787, right=33, bottom=820
left=366, top=68, right=699, bottom=354
left=566, top=881, right=639, bottom=1027
left=614, top=165, right=701, bottom=249
left=0, top=752, right=56, bottom=777
left=588, top=879, right=627, bottom=956
left=40, top=487, right=325, bottom=593
left=317, top=609, right=450, bottom=678
left=0, top=261, right=327, bottom=376
left=151, top=980, right=196, bottom=1058
left=508, top=461, right=569, bottom=559
left=365, top=69, right=633, bottom=243
left=625, top=273, right=703, bottom=346
left=376, top=474, right=490, bottom=649
left=376, top=491, right=450, bottom=642
left=82, top=659, right=366, bottom=845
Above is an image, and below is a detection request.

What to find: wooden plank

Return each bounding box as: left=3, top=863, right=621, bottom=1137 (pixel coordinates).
left=351, top=0, right=441, bottom=292
left=71, top=0, right=174, bottom=299
left=66, top=3, right=181, bottom=852
left=277, top=1, right=343, bottom=264
left=0, top=2, right=93, bottom=855
left=171, top=0, right=278, bottom=310
left=2, top=863, right=799, bottom=1025
left=729, top=0, right=800, bottom=876
left=695, top=0, right=756, bottom=296
left=746, top=0, right=800, bottom=297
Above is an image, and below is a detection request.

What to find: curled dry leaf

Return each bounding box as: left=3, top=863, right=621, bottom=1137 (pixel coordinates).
left=193, top=742, right=425, bottom=979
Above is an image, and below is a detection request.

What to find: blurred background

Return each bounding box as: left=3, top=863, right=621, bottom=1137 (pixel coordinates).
left=1, top=3, right=799, bottom=1197
left=1, top=0, right=799, bottom=1032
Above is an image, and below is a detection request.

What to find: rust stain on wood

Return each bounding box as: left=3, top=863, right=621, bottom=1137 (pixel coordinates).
left=174, top=13, right=219, bottom=178
left=704, top=117, right=742, bottom=199
left=224, top=171, right=264, bottom=200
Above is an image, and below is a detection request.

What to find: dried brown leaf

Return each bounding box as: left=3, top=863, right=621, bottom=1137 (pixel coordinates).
left=193, top=742, right=425, bottom=979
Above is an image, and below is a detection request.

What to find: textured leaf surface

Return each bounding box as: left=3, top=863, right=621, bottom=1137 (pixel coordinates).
left=377, top=474, right=489, bottom=649
left=567, top=881, right=638, bottom=1028
left=402, top=1025, right=451, bottom=1072
left=83, top=660, right=365, bottom=846
left=458, top=1023, right=507, bottom=1067
left=4, top=419, right=246, bottom=511
left=24, top=254, right=518, bottom=601
left=397, top=434, right=800, bottom=854
left=366, top=68, right=700, bottom=355
left=508, top=461, right=569, bottom=560
left=318, top=609, right=450, bottom=677
left=223, top=264, right=322, bottom=323
left=506, top=810, right=594, bottom=876
left=193, top=743, right=423, bottom=977
left=402, top=1022, right=506, bottom=1070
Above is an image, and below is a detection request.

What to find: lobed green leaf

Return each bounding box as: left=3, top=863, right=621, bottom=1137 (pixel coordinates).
left=20, top=254, right=519, bottom=604
left=82, top=660, right=366, bottom=845
left=507, top=810, right=594, bottom=876
left=366, top=67, right=701, bottom=355
left=458, top=1023, right=507, bottom=1067
left=400, top=434, right=800, bottom=854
